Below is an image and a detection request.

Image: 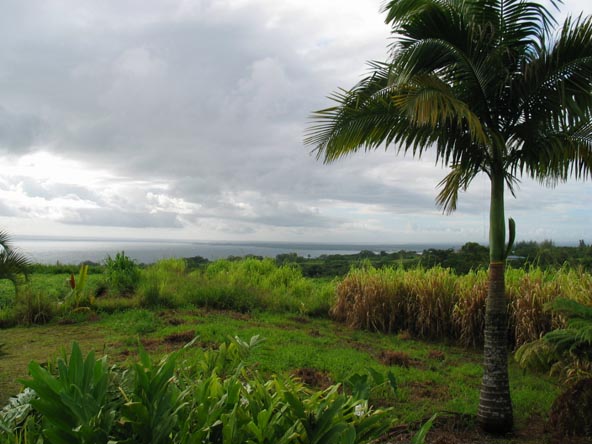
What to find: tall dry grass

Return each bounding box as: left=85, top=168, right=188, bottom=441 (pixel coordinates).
left=332, top=265, right=592, bottom=348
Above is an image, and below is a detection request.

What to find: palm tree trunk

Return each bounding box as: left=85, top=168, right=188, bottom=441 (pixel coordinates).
left=478, top=172, right=513, bottom=433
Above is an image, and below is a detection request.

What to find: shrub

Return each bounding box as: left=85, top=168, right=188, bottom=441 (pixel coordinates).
left=138, top=259, right=186, bottom=308
left=20, top=343, right=114, bottom=444
left=548, top=378, right=592, bottom=437
left=184, top=258, right=332, bottom=316
left=104, top=251, right=140, bottom=296
left=515, top=298, right=592, bottom=382
left=64, top=264, right=95, bottom=311
left=12, top=286, right=55, bottom=325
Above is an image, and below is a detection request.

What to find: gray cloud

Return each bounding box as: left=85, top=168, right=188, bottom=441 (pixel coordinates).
left=62, top=208, right=182, bottom=229
left=0, top=0, right=590, bottom=242
left=0, top=107, right=45, bottom=152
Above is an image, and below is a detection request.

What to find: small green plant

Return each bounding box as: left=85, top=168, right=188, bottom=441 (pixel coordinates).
left=345, top=368, right=397, bottom=401
left=119, top=346, right=186, bottom=444
left=104, top=251, right=140, bottom=296
left=411, top=413, right=438, bottom=444
left=65, top=264, right=94, bottom=310
left=20, top=343, right=114, bottom=444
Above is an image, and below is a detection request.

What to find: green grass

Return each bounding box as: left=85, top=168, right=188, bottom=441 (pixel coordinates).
left=0, top=259, right=570, bottom=438
left=0, top=273, right=105, bottom=309
left=0, top=308, right=560, bottom=427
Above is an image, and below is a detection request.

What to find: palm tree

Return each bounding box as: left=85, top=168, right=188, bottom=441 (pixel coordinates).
left=0, top=230, right=30, bottom=290
left=305, top=0, right=592, bottom=433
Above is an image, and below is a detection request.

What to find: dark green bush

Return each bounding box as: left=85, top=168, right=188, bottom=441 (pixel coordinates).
left=104, top=252, right=140, bottom=296
left=12, top=286, right=55, bottom=325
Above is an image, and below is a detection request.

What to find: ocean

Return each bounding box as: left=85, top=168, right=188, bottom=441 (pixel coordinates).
left=11, top=238, right=457, bottom=265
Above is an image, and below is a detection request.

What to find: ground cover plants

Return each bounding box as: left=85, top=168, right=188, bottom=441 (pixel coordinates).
left=0, top=339, right=392, bottom=444
left=2, top=254, right=592, bottom=441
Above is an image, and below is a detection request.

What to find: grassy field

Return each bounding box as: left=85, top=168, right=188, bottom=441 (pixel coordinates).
left=0, top=307, right=559, bottom=429
left=2, top=259, right=590, bottom=442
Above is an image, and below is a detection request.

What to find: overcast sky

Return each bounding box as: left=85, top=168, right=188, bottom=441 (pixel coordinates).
left=0, top=0, right=591, bottom=245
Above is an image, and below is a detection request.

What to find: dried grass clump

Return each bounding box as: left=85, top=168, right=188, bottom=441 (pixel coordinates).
left=548, top=378, right=592, bottom=437
left=507, top=269, right=560, bottom=347
left=452, top=269, right=488, bottom=347
left=331, top=267, right=407, bottom=333
left=427, top=350, right=446, bottom=361
left=405, top=267, right=457, bottom=339
left=331, top=265, right=592, bottom=349
left=378, top=350, right=411, bottom=367
left=332, top=266, right=460, bottom=339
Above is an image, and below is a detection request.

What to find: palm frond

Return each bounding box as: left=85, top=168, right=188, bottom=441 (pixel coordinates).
left=436, top=163, right=479, bottom=214
left=0, top=230, right=13, bottom=251
left=305, top=62, right=439, bottom=163
left=0, top=230, right=30, bottom=288
left=0, top=249, right=30, bottom=287
left=510, top=120, right=592, bottom=183
left=393, top=75, right=489, bottom=145
left=514, top=15, right=592, bottom=130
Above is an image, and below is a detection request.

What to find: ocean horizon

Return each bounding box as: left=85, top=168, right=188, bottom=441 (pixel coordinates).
left=10, top=236, right=460, bottom=265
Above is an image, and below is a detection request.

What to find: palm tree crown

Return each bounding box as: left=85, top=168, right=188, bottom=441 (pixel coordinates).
left=306, top=0, right=592, bottom=210
left=306, top=0, right=592, bottom=434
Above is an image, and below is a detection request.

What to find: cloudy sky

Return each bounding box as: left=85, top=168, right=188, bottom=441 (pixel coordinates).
left=0, top=0, right=591, bottom=245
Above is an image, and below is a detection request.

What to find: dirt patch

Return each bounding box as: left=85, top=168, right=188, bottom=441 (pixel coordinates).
left=290, top=316, right=310, bottom=324
left=309, top=328, right=321, bottom=337
left=397, top=330, right=413, bottom=341
left=549, top=378, right=592, bottom=438
left=427, top=350, right=446, bottom=361
left=164, top=330, right=196, bottom=344
left=140, top=337, right=163, bottom=351
left=381, top=413, right=592, bottom=444
left=406, top=380, right=449, bottom=403
left=345, top=338, right=375, bottom=354
left=291, top=368, right=333, bottom=389
left=379, top=350, right=412, bottom=367
left=167, top=318, right=184, bottom=326
left=207, top=310, right=251, bottom=321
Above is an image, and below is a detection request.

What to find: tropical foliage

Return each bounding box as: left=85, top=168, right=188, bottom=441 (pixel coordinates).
left=516, top=298, right=592, bottom=382
left=104, top=251, right=141, bottom=296
left=0, top=339, right=393, bottom=444
left=0, top=230, right=29, bottom=291
left=306, top=0, right=592, bottom=432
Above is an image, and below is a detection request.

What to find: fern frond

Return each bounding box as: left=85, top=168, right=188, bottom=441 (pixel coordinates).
left=515, top=339, right=558, bottom=373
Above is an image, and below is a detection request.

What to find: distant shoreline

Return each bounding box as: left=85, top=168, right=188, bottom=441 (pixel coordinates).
left=10, top=237, right=583, bottom=265
left=12, top=237, right=459, bottom=265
